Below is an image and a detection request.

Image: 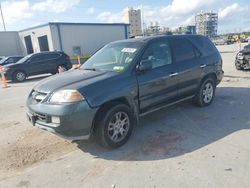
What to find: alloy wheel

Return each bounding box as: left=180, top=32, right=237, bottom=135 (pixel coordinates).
left=107, top=111, right=130, bottom=142
left=202, top=82, right=214, bottom=104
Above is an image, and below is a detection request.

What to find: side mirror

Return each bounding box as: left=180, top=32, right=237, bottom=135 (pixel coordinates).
left=137, top=59, right=152, bottom=72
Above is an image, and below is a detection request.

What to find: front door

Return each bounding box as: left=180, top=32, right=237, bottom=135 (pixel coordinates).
left=136, top=39, right=179, bottom=113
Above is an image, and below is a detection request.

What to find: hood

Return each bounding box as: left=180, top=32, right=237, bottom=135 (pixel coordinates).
left=2, top=63, right=16, bottom=68
left=33, top=69, right=116, bottom=93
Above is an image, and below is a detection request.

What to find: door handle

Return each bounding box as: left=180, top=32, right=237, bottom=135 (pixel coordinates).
left=200, top=64, right=207, bottom=68
left=170, top=72, right=178, bottom=77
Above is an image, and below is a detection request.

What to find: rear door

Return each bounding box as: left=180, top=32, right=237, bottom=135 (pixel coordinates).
left=43, top=53, right=62, bottom=72
left=136, top=39, right=179, bottom=113
left=170, top=37, right=202, bottom=98
left=27, top=53, right=61, bottom=75
left=26, top=54, right=50, bottom=75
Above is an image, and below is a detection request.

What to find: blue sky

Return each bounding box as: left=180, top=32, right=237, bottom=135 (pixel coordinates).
left=0, top=0, right=249, bottom=34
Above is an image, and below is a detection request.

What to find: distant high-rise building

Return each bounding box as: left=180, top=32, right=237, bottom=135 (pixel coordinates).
left=195, top=11, right=218, bottom=38
left=124, top=8, right=142, bottom=37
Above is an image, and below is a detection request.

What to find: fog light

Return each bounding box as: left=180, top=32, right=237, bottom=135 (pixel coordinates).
left=51, top=116, right=60, bottom=124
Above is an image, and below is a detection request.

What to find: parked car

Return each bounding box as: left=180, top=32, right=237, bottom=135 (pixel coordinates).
left=212, top=37, right=227, bottom=45
left=235, top=44, right=250, bottom=70
left=2, top=51, right=72, bottom=82
left=0, top=56, right=24, bottom=66
left=26, top=35, right=224, bottom=148
left=0, top=56, right=4, bottom=61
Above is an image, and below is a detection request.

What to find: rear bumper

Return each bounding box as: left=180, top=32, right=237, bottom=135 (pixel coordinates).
left=26, top=100, right=98, bottom=140
left=216, top=70, right=224, bottom=85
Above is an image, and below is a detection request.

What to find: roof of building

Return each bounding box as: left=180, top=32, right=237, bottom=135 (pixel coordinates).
left=19, top=22, right=130, bottom=32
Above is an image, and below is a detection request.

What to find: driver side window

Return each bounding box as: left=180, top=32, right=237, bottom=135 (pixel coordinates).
left=142, top=40, right=172, bottom=69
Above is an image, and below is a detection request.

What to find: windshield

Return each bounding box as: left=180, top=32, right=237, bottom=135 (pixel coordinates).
left=0, top=57, right=8, bottom=65
left=81, top=42, right=143, bottom=72
left=16, top=54, right=33, bottom=64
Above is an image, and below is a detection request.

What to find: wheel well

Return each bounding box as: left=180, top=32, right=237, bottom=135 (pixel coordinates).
left=91, top=97, right=131, bottom=136
left=201, top=73, right=217, bottom=85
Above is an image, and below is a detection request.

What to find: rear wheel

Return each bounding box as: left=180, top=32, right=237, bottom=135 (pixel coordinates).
left=13, top=71, right=26, bottom=82
left=194, top=78, right=216, bottom=107
left=95, top=103, right=134, bottom=148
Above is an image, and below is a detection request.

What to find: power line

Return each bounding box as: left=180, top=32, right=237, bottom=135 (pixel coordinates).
left=0, top=3, right=6, bottom=31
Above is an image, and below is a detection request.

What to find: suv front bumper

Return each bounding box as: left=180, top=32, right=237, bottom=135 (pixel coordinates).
left=26, top=100, right=98, bottom=140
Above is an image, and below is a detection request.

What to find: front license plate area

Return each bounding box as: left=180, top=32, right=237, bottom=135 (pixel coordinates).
left=27, top=112, right=36, bottom=126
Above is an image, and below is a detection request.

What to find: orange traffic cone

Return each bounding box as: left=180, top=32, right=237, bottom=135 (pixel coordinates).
left=0, top=66, right=9, bottom=88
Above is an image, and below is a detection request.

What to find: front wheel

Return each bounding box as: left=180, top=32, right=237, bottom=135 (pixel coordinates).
left=194, top=78, right=216, bottom=107
left=13, top=71, right=26, bottom=82
left=235, top=62, right=242, bottom=70
left=95, top=103, right=134, bottom=148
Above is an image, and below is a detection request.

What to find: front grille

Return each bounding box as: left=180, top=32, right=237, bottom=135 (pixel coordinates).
left=34, top=112, right=46, bottom=121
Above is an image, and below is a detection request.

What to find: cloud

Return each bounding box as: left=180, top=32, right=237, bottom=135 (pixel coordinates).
left=0, top=0, right=80, bottom=25
left=32, top=0, right=80, bottom=13
left=96, top=1, right=250, bottom=34
left=218, top=3, right=245, bottom=19
left=97, top=8, right=128, bottom=23
left=97, top=0, right=218, bottom=28
left=0, top=0, right=33, bottom=23
left=87, top=7, right=95, bottom=15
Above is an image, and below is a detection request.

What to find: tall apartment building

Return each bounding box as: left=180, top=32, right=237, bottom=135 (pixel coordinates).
left=124, top=8, right=142, bottom=37
left=195, top=11, right=218, bottom=38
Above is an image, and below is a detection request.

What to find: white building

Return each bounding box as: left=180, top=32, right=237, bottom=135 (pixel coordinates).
left=0, top=22, right=130, bottom=57
left=124, top=8, right=142, bottom=37
left=195, top=12, right=218, bottom=38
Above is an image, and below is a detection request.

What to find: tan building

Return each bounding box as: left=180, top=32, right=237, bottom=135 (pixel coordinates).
left=124, top=8, right=142, bottom=37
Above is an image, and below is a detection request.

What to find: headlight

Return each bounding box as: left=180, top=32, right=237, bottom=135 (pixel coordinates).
left=49, top=90, right=84, bottom=103
left=237, top=53, right=243, bottom=60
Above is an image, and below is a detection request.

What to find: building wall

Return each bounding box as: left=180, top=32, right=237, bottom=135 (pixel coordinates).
left=18, top=25, right=54, bottom=55
left=0, top=31, right=22, bottom=56
left=50, top=24, right=129, bottom=56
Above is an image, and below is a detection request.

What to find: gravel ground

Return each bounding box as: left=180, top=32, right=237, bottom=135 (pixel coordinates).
left=0, top=43, right=249, bottom=188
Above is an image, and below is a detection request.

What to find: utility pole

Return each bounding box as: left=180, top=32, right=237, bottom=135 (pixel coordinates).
left=0, top=3, right=6, bottom=31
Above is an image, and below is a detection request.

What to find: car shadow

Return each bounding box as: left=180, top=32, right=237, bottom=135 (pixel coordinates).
left=75, top=86, right=250, bottom=161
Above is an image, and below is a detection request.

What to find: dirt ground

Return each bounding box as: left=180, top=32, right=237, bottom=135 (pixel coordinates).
left=0, top=43, right=249, bottom=188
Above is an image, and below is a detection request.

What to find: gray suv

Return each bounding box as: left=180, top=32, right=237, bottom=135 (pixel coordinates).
left=26, top=35, right=224, bottom=148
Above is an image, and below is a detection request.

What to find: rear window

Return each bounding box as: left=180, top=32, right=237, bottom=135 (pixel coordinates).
left=191, top=36, right=218, bottom=56
left=171, top=38, right=196, bottom=63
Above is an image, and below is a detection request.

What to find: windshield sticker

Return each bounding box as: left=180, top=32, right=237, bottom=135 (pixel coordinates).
left=121, top=48, right=137, bottom=53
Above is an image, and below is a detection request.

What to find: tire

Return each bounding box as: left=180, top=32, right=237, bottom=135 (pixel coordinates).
left=194, top=78, right=216, bottom=107
left=95, top=103, right=134, bottom=149
left=235, top=63, right=242, bottom=70
left=13, top=71, right=26, bottom=82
